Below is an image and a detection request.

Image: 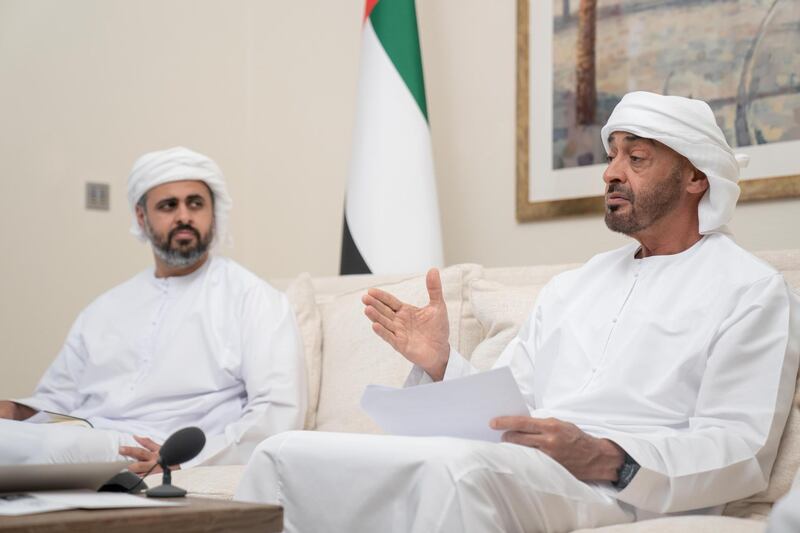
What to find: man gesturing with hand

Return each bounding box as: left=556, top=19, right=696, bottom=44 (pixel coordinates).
left=363, top=268, right=627, bottom=484
left=237, top=92, right=799, bottom=533
left=362, top=269, right=451, bottom=382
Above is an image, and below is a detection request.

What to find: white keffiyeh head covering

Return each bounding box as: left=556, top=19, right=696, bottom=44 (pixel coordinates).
left=126, top=146, right=233, bottom=247
left=600, top=91, right=749, bottom=234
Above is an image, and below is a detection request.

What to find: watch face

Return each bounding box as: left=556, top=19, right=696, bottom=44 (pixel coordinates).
left=615, top=454, right=640, bottom=490
left=620, top=463, right=633, bottom=480
left=620, top=457, right=640, bottom=488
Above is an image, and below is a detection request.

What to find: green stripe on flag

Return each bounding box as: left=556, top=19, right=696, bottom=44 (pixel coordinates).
left=370, top=0, right=428, bottom=121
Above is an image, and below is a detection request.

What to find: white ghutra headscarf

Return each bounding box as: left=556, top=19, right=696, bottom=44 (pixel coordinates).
left=601, top=91, right=750, bottom=234
left=126, top=146, right=233, bottom=247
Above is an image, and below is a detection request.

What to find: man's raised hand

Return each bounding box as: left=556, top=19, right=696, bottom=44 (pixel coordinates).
left=362, top=268, right=450, bottom=381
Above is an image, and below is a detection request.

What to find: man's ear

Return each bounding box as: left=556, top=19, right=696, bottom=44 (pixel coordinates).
left=686, top=167, right=709, bottom=195
left=135, top=204, right=147, bottom=231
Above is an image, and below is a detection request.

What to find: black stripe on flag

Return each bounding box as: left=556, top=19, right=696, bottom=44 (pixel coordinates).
left=340, top=214, right=371, bottom=275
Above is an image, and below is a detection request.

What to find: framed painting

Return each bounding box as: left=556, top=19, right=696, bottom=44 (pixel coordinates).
left=516, top=0, right=800, bottom=222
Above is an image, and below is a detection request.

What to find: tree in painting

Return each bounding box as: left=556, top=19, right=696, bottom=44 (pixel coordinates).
left=575, top=0, right=597, bottom=125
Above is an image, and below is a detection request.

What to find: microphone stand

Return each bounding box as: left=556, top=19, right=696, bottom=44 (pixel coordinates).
left=142, top=426, right=205, bottom=498
left=145, top=461, right=187, bottom=498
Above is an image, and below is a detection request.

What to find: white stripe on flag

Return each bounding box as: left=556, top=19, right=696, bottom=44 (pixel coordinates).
left=345, top=19, right=444, bottom=275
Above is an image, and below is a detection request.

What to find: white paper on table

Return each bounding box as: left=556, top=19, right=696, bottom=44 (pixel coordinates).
left=360, top=367, right=530, bottom=442
left=36, top=490, right=184, bottom=509
left=0, top=490, right=183, bottom=516
left=0, top=494, right=73, bottom=516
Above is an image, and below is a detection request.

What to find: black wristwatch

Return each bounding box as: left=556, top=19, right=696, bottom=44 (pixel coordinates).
left=613, top=452, right=640, bottom=490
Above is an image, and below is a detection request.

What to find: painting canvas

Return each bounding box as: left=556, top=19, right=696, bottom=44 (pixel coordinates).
left=517, top=0, right=800, bottom=221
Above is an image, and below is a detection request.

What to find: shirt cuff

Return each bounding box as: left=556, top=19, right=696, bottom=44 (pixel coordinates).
left=403, top=347, right=475, bottom=387
left=442, top=348, right=473, bottom=380
left=403, top=365, right=434, bottom=387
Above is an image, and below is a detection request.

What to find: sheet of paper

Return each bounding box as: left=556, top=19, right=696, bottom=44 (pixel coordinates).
left=0, top=490, right=183, bottom=516
left=35, top=490, right=184, bottom=509
left=360, top=367, right=530, bottom=442
left=26, top=410, right=92, bottom=427
left=0, top=494, right=73, bottom=516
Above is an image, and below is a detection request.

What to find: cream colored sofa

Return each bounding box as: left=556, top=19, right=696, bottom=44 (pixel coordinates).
left=147, top=250, right=800, bottom=532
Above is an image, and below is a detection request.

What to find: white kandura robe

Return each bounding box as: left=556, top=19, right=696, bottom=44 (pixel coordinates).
left=236, top=233, right=799, bottom=532
left=2, top=256, right=307, bottom=467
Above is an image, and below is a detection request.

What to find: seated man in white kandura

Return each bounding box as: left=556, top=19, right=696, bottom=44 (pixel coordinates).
left=0, top=147, right=306, bottom=473
left=235, top=92, right=799, bottom=532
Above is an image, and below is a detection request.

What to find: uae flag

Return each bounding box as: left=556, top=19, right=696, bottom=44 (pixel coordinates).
left=340, top=0, right=444, bottom=275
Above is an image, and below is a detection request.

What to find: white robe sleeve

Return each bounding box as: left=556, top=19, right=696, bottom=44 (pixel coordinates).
left=14, top=313, right=89, bottom=414
left=612, top=274, right=800, bottom=513
left=191, top=287, right=307, bottom=467
left=403, top=348, right=476, bottom=386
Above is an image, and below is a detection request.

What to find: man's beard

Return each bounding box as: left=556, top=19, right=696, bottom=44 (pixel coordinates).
left=604, top=165, right=683, bottom=235
left=143, top=218, right=214, bottom=269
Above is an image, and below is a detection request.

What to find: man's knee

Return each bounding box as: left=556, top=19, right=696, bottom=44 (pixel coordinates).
left=250, top=430, right=297, bottom=459
left=235, top=431, right=297, bottom=504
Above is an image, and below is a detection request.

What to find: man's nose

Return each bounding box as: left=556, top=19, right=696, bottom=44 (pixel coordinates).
left=603, top=157, right=626, bottom=185
left=175, top=203, right=192, bottom=224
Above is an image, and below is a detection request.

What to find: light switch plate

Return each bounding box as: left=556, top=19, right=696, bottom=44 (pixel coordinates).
left=86, top=182, right=110, bottom=210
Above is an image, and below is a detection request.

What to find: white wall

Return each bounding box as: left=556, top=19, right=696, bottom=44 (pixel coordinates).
left=1, top=0, right=798, bottom=397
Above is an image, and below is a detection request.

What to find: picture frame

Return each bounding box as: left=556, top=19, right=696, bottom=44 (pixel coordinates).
left=516, top=0, right=800, bottom=222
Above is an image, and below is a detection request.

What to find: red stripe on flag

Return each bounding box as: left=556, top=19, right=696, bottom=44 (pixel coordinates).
left=364, top=0, right=379, bottom=22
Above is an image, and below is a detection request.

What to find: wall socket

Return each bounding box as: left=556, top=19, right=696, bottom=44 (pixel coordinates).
left=86, top=182, right=110, bottom=210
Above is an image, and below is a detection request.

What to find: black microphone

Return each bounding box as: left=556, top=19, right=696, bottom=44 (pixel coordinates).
left=146, top=426, right=206, bottom=498
left=159, top=426, right=206, bottom=467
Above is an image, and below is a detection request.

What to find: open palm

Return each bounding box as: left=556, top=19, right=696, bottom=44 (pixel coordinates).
left=362, top=269, right=450, bottom=380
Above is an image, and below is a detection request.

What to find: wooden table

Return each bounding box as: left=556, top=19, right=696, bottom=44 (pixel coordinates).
left=0, top=496, right=282, bottom=533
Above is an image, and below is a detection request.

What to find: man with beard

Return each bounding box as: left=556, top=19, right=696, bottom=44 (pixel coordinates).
left=0, top=147, right=307, bottom=472
left=236, top=92, right=799, bottom=531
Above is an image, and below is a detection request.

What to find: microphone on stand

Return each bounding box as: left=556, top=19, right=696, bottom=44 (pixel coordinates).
left=146, top=426, right=206, bottom=498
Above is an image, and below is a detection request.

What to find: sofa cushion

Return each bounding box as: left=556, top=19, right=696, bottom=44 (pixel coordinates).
left=285, top=273, right=323, bottom=430
left=461, top=262, right=578, bottom=367
left=314, top=264, right=480, bottom=434
left=480, top=262, right=581, bottom=286
left=755, top=250, right=800, bottom=284
left=467, top=279, right=544, bottom=371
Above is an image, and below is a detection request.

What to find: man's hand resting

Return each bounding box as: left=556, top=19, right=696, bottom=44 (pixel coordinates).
left=0, top=400, right=36, bottom=421
left=120, top=435, right=180, bottom=475
left=362, top=268, right=451, bottom=381
left=491, top=416, right=625, bottom=482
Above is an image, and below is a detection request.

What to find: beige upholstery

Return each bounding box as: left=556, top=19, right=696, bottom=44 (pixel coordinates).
left=468, top=278, right=544, bottom=371
left=285, top=273, right=322, bottom=430
left=172, top=251, right=799, bottom=532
